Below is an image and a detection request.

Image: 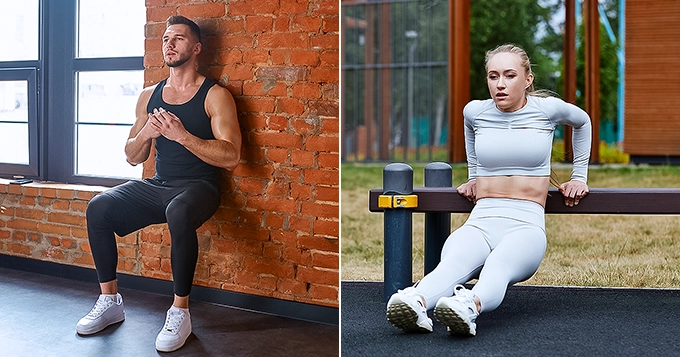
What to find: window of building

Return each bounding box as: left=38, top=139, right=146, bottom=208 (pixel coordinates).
left=0, top=0, right=145, bottom=185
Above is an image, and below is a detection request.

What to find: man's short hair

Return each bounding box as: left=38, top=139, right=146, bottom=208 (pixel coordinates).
left=166, top=15, right=202, bottom=44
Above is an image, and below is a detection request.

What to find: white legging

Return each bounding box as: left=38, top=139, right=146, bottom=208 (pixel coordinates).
left=415, top=197, right=547, bottom=313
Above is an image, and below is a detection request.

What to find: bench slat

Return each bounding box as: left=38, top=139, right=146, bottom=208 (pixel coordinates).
left=369, top=188, right=680, bottom=215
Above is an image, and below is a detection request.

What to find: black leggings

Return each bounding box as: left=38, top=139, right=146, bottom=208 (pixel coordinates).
left=86, top=178, right=220, bottom=297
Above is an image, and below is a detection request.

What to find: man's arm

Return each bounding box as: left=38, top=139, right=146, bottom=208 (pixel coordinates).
left=125, top=85, right=160, bottom=166
left=149, top=84, right=241, bottom=171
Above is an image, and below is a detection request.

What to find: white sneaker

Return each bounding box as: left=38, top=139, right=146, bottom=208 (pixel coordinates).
left=386, top=287, right=433, bottom=332
left=76, top=293, right=125, bottom=335
left=155, top=306, right=192, bottom=352
left=434, top=285, right=479, bottom=336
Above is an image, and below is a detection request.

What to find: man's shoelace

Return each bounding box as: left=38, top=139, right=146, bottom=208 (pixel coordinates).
left=163, top=310, right=185, bottom=334
left=87, top=297, right=114, bottom=318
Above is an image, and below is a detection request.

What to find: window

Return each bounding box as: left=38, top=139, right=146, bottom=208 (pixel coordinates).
left=0, top=0, right=145, bottom=185
left=0, top=1, right=40, bottom=177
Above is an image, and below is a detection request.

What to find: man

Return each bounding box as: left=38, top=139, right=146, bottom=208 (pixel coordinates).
left=76, top=15, right=241, bottom=352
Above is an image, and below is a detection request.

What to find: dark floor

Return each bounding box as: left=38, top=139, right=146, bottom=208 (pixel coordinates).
left=0, top=267, right=338, bottom=357
left=341, top=281, right=680, bottom=357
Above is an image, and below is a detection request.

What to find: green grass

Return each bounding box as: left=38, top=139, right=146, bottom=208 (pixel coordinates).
left=341, top=162, right=680, bottom=288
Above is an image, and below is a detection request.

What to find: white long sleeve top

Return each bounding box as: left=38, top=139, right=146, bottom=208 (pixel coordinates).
left=464, top=95, right=592, bottom=183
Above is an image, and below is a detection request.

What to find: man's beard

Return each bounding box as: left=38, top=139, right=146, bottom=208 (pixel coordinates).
left=165, top=52, right=191, bottom=67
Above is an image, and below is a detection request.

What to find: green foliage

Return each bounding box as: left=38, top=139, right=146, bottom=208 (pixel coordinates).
left=470, top=0, right=563, bottom=100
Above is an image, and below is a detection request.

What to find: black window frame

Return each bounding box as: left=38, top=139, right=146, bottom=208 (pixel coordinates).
left=0, top=0, right=145, bottom=186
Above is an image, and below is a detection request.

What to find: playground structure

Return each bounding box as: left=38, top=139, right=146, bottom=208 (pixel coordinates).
left=370, top=162, right=680, bottom=300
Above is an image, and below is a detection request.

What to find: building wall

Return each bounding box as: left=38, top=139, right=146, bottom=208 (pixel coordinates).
left=624, top=0, right=680, bottom=157
left=0, top=0, right=339, bottom=308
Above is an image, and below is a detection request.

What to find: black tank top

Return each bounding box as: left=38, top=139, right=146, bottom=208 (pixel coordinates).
left=147, top=78, right=218, bottom=182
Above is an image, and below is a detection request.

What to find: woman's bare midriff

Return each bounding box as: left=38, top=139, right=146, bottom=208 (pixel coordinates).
left=475, top=176, right=551, bottom=207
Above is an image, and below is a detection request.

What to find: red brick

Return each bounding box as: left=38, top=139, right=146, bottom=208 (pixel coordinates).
left=292, top=83, right=320, bottom=99
left=236, top=97, right=275, bottom=113
left=179, top=3, right=226, bottom=18
left=217, top=18, right=245, bottom=34
left=314, top=185, right=338, bottom=202
left=7, top=243, right=31, bottom=255
left=291, top=183, right=313, bottom=200
left=233, top=163, right=275, bottom=179
left=258, top=33, right=309, bottom=49
left=235, top=270, right=259, bottom=288
left=311, top=0, right=339, bottom=16
left=296, top=266, right=338, bottom=285
left=291, top=150, right=315, bottom=167
left=8, top=219, right=38, bottom=231
left=245, top=16, right=273, bottom=33
left=257, top=66, right=307, bottom=82
left=250, top=131, right=303, bottom=149
left=246, top=196, right=299, bottom=214
left=301, top=202, right=337, bottom=219
left=229, top=0, right=279, bottom=16
left=308, top=284, right=338, bottom=302
left=147, top=6, right=175, bottom=22
left=266, top=147, right=289, bottom=164
left=239, top=177, right=266, bottom=195
left=320, top=50, right=339, bottom=67
left=311, top=251, right=339, bottom=269
left=310, top=34, right=338, bottom=51
left=262, top=242, right=283, bottom=260
left=304, top=168, right=339, bottom=186
left=310, top=67, right=338, bottom=83
left=278, top=278, right=307, bottom=296
left=265, top=213, right=285, bottom=229
left=298, top=235, right=338, bottom=252
left=305, top=136, right=340, bottom=152
left=291, top=16, right=321, bottom=32
left=318, top=152, right=339, bottom=168
left=276, top=98, right=305, bottom=115
left=17, top=208, right=46, bottom=220
left=268, top=115, right=289, bottom=131
left=322, top=17, right=339, bottom=33
left=48, top=212, right=84, bottom=226
left=243, top=49, right=269, bottom=64
left=258, top=274, right=278, bottom=290
left=290, top=216, right=312, bottom=233
left=280, top=1, right=308, bottom=15
left=217, top=49, right=243, bottom=64
left=244, top=256, right=295, bottom=278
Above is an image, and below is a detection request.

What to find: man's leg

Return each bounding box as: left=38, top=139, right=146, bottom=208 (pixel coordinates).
left=155, top=180, right=219, bottom=352
left=78, top=180, right=167, bottom=335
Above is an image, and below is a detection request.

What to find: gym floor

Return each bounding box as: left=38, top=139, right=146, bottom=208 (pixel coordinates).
left=0, top=267, right=338, bottom=357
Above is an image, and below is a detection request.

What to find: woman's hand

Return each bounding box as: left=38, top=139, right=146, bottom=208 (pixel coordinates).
left=457, top=180, right=477, bottom=203
left=558, top=180, right=589, bottom=207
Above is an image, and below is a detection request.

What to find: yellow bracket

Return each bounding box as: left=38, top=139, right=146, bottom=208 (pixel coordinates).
left=377, top=195, right=418, bottom=209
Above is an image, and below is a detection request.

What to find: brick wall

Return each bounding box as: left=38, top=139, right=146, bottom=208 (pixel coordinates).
left=0, top=0, right=339, bottom=308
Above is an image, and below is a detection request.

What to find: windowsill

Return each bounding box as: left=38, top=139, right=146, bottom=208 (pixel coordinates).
left=0, top=178, right=109, bottom=199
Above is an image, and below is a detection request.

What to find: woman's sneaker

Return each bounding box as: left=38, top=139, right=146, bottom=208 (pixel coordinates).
left=386, top=287, right=433, bottom=333
left=76, top=293, right=125, bottom=335
left=155, top=306, right=192, bottom=352
left=434, top=285, right=479, bottom=336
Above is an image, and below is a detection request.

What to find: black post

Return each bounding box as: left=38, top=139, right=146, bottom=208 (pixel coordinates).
left=424, top=162, right=452, bottom=275
left=383, top=163, right=414, bottom=301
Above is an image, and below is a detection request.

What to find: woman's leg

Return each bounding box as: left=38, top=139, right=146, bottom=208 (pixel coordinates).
left=471, top=222, right=547, bottom=313
left=415, top=224, right=491, bottom=309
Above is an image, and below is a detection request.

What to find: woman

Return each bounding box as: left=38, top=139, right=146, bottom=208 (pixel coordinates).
left=386, top=44, right=591, bottom=336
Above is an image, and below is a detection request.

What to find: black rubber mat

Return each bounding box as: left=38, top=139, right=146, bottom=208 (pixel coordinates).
left=341, top=281, right=680, bottom=357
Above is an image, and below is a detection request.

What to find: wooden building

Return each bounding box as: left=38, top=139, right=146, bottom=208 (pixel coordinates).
left=624, top=0, right=680, bottom=163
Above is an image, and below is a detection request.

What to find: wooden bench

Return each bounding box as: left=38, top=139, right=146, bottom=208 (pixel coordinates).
left=369, top=163, right=680, bottom=300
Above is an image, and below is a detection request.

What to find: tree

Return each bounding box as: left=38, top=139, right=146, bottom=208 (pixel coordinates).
left=470, top=0, right=563, bottom=101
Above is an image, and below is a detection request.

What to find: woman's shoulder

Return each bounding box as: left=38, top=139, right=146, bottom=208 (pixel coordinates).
left=464, top=99, right=495, bottom=117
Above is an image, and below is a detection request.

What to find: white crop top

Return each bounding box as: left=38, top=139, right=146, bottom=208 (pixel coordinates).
left=464, top=95, right=592, bottom=182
